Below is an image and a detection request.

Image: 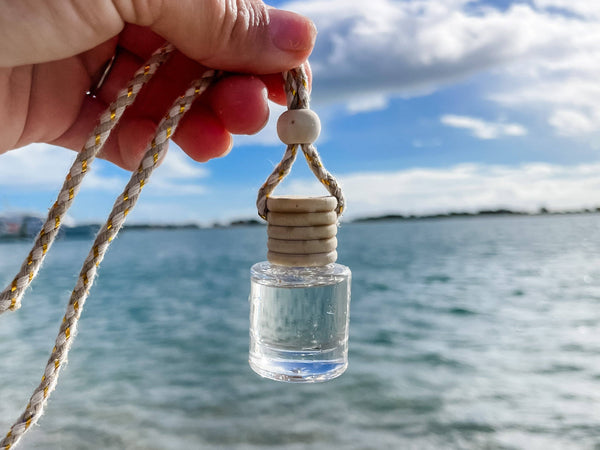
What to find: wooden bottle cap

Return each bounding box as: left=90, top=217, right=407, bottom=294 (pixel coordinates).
left=268, top=237, right=337, bottom=254
left=266, top=211, right=337, bottom=227
left=267, top=196, right=337, bottom=213
left=267, top=224, right=338, bottom=240
left=265, top=196, right=339, bottom=266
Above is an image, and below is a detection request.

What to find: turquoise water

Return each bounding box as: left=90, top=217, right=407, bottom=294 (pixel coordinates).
left=1, top=215, right=600, bottom=448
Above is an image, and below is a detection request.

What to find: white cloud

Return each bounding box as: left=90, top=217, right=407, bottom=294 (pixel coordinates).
left=412, top=138, right=442, bottom=148
left=284, top=0, right=557, bottom=100
left=0, top=143, right=210, bottom=198
left=548, top=109, right=598, bottom=136
left=441, top=114, right=527, bottom=139
left=346, top=94, right=389, bottom=114
left=533, top=0, right=600, bottom=18
left=0, top=143, right=76, bottom=188
left=138, top=145, right=209, bottom=197
left=277, top=162, right=600, bottom=219
left=155, top=148, right=208, bottom=179
left=282, top=0, right=600, bottom=136
left=0, top=143, right=125, bottom=191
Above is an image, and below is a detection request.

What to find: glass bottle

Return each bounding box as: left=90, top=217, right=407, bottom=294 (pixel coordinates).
left=249, top=196, right=352, bottom=382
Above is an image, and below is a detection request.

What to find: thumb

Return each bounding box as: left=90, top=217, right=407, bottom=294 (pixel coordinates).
left=130, top=0, right=317, bottom=73
left=0, top=1, right=315, bottom=71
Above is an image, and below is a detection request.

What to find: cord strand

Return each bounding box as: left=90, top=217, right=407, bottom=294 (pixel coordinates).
left=0, top=43, right=175, bottom=315
left=0, top=66, right=216, bottom=450
left=256, top=65, right=345, bottom=218
left=0, top=48, right=338, bottom=450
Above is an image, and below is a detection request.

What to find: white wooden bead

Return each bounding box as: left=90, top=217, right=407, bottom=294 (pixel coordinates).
left=277, top=109, right=321, bottom=144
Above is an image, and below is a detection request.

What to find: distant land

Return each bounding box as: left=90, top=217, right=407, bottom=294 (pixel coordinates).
left=352, top=206, right=600, bottom=223
left=1, top=207, right=599, bottom=239
left=122, top=218, right=264, bottom=230
left=127, top=207, right=600, bottom=228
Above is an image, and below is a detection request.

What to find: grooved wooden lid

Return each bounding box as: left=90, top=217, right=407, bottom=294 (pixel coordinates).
left=265, top=196, right=339, bottom=266
left=267, top=196, right=337, bottom=213
left=268, top=237, right=337, bottom=254
left=267, top=224, right=338, bottom=240
left=267, top=211, right=337, bottom=227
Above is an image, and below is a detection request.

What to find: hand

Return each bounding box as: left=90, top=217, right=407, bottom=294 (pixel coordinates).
left=0, top=0, right=316, bottom=170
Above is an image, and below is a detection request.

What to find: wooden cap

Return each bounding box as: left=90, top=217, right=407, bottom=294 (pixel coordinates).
left=265, top=196, right=338, bottom=266
left=267, top=211, right=337, bottom=227
left=266, top=196, right=338, bottom=213
left=268, top=237, right=337, bottom=254
left=267, top=224, right=337, bottom=240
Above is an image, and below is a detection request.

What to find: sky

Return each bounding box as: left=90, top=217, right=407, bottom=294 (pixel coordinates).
left=3, top=0, right=600, bottom=224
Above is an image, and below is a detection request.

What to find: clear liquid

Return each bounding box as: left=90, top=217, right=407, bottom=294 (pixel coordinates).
left=249, top=263, right=351, bottom=382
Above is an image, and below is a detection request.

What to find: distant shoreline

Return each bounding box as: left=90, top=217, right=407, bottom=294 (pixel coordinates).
left=2, top=208, right=598, bottom=239
left=125, top=207, right=600, bottom=229
left=75, top=207, right=600, bottom=230
left=351, top=207, right=600, bottom=223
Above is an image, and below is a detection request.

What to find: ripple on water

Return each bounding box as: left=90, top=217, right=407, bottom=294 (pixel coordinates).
left=341, top=374, right=445, bottom=415
left=535, top=363, right=584, bottom=374
left=424, top=274, right=452, bottom=284
left=428, top=420, right=496, bottom=435
left=369, top=329, right=395, bottom=346
left=447, top=307, right=477, bottom=316
left=366, top=281, right=391, bottom=292
left=403, top=351, right=471, bottom=370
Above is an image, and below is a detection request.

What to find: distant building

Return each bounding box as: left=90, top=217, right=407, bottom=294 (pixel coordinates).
left=0, top=214, right=44, bottom=239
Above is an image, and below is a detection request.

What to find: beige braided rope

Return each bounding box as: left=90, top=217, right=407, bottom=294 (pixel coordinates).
left=256, top=65, right=345, bottom=219
left=0, top=69, right=217, bottom=450
left=0, top=43, right=174, bottom=315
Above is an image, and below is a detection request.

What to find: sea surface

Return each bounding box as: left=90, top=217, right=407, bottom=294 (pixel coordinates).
left=1, top=214, right=600, bottom=449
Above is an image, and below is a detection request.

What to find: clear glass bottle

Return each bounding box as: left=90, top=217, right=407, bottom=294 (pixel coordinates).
left=249, top=261, right=351, bottom=382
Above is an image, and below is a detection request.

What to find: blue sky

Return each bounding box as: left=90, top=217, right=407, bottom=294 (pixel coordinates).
left=3, top=0, right=600, bottom=224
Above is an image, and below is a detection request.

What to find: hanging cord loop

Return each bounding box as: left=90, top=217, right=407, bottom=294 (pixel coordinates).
left=256, top=65, right=345, bottom=219
left=0, top=48, right=217, bottom=449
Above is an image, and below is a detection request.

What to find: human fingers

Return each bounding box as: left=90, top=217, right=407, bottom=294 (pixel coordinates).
left=259, top=61, right=313, bottom=106
left=114, top=25, right=301, bottom=107
left=138, top=1, right=316, bottom=73
left=56, top=51, right=273, bottom=169
left=174, top=75, right=270, bottom=163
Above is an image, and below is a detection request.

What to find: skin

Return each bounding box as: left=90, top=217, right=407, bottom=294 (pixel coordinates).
left=0, top=0, right=316, bottom=170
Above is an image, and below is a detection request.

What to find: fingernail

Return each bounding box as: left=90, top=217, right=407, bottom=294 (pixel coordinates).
left=269, top=9, right=317, bottom=53
left=217, top=135, right=234, bottom=159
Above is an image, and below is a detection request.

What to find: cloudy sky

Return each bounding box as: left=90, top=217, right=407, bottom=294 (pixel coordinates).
left=3, top=0, right=600, bottom=224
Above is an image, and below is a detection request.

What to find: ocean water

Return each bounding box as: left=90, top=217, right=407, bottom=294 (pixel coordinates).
left=1, top=215, right=600, bottom=449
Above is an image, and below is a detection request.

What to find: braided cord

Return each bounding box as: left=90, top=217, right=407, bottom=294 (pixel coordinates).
left=0, top=68, right=217, bottom=450
left=0, top=55, right=336, bottom=449
left=0, top=43, right=174, bottom=315
left=256, top=65, right=345, bottom=219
